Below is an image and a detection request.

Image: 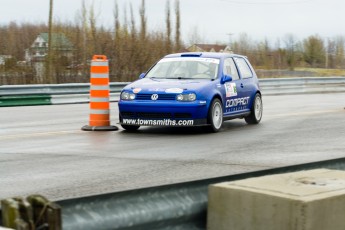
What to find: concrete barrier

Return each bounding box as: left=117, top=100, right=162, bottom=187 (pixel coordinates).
left=207, top=168, right=345, bottom=230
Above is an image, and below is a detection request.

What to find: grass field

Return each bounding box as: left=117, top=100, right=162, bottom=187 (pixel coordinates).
left=256, top=68, right=345, bottom=78
left=295, top=68, right=345, bottom=76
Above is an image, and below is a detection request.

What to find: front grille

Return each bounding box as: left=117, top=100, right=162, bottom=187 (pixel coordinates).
left=121, top=112, right=135, bottom=118
left=137, top=112, right=172, bottom=119
left=136, top=94, right=176, bottom=101
left=174, top=113, right=192, bottom=118
left=121, top=112, right=192, bottom=119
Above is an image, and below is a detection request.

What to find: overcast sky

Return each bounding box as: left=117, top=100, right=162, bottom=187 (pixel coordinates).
left=1, top=0, right=344, bottom=46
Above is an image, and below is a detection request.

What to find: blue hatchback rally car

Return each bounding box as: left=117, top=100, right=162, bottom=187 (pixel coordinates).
left=118, top=52, right=263, bottom=132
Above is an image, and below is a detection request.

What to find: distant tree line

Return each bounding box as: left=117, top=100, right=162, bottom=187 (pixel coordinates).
left=0, top=0, right=181, bottom=84
left=0, top=0, right=344, bottom=85
left=231, top=33, right=345, bottom=71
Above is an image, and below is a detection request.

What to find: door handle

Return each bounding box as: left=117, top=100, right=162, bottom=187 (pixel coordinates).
left=241, top=83, right=244, bottom=88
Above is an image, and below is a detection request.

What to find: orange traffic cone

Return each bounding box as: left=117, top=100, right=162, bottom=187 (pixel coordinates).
left=82, top=55, right=118, bottom=131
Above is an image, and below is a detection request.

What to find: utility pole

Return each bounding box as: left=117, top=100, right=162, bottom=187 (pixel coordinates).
left=47, top=0, right=55, bottom=83
left=227, top=33, right=234, bottom=53
left=325, top=38, right=329, bottom=69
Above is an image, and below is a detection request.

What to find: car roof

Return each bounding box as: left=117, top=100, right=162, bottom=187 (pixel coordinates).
left=164, top=52, right=246, bottom=59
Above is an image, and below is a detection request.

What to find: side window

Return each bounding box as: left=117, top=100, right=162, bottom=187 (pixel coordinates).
left=223, top=58, right=239, bottom=80
left=234, top=57, right=253, bottom=79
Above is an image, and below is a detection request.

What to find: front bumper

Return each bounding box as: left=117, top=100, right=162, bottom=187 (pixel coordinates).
left=118, top=100, right=209, bottom=126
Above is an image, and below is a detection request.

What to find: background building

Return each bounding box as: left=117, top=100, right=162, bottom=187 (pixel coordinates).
left=187, top=44, right=232, bottom=53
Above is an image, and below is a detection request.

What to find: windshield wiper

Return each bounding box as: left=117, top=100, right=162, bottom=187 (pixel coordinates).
left=166, top=77, right=194, bottom=80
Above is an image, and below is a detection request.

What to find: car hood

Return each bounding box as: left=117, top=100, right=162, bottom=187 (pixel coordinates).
left=124, top=78, right=213, bottom=93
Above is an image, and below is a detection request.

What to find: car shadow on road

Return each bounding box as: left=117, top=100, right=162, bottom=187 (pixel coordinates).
left=119, top=120, right=250, bottom=136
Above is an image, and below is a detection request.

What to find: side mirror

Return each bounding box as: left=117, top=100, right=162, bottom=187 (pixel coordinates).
left=221, top=74, right=232, bottom=84
left=139, top=73, right=146, bottom=79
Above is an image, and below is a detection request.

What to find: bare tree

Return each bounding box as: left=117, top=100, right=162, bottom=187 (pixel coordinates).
left=129, top=3, right=136, bottom=37
left=47, top=0, right=56, bottom=83
left=283, top=34, right=297, bottom=70
left=174, top=0, right=181, bottom=52
left=80, top=0, right=88, bottom=67
left=232, top=33, right=252, bottom=57
left=187, top=25, right=202, bottom=46
left=139, top=0, right=147, bottom=41
left=256, top=38, right=272, bottom=69
left=303, top=35, right=325, bottom=68
left=89, top=2, right=100, bottom=55
left=165, top=0, right=172, bottom=53
left=334, top=36, right=345, bottom=68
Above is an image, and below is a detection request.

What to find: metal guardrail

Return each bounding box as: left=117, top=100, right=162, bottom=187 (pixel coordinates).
left=260, top=77, right=345, bottom=95
left=0, top=83, right=128, bottom=96
left=1, top=77, right=345, bottom=106
left=0, top=83, right=128, bottom=106
left=0, top=77, right=344, bottom=96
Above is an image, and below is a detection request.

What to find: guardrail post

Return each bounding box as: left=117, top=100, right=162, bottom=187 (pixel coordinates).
left=27, top=195, right=61, bottom=230
left=1, top=195, right=61, bottom=230
left=82, top=55, right=118, bottom=131
left=1, top=197, right=33, bottom=229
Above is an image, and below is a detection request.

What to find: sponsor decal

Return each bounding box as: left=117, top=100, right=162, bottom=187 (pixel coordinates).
left=122, top=118, right=194, bottom=126
left=148, top=88, right=165, bottom=92
left=225, top=83, right=237, bottom=97
left=133, top=88, right=141, bottom=93
left=158, top=57, right=220, bottom=64
left=143, top=81, right=162, bottom=85
left=165, top=88, right=184, bottom=93
left=226, top=106, right=247, bottom=112
left=225, top=96, right=250, bottom=108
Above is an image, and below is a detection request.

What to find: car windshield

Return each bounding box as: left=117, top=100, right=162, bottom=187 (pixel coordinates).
left=146, top=57, right=220, bottom=80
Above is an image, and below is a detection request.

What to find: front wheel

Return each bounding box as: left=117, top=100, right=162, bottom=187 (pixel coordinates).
left=121, top=124, right=140, bottom=131
left=207, top=98, right=223, bottom=133
left=245, top=93, right=263, bottom=124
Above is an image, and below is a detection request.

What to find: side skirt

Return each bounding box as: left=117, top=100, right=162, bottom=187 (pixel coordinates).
left=223, top=111, right=251, bottom=121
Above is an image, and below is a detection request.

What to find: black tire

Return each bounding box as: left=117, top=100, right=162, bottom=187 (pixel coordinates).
left=245, top=93, right=263, bottom=124
left=119, top=114, right=140, bottom=131
left=206, top=98, right=223, bottom=133
left=121, top=124, right=140, bottom=131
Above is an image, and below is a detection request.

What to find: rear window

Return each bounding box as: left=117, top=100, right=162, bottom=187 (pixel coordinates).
left=234, top=57, right=253, bottom=79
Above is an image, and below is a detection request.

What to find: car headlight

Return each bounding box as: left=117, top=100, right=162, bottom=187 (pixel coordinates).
left=121, top=92, right=136, bottom=100
left=176, top=93, right=196, bottom=102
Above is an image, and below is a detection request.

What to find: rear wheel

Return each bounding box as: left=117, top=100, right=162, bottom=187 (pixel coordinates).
left=245, top=93, right=263, bottom=124
left=207, top=98, right=223, bottom=133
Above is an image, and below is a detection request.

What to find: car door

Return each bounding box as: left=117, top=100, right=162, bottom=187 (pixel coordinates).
left=222, top=58, right=248, bottom=115
left=233, top=57, right=256, bottom=111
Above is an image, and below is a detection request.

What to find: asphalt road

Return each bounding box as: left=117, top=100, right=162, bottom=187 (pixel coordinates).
left=1, top=93, right=344, bottom=201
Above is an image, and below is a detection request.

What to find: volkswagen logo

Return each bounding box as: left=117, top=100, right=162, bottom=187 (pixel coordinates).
left=151, top=94, right=159, bottom=100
